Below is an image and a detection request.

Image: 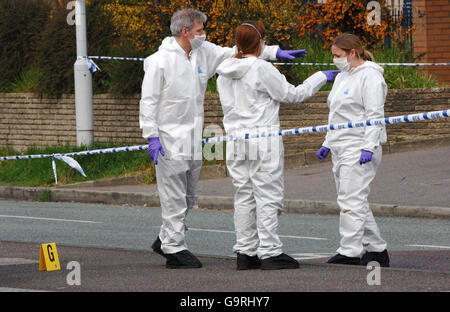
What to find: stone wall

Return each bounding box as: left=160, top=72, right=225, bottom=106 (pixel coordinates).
left=1, top=88, right=449, bottom=154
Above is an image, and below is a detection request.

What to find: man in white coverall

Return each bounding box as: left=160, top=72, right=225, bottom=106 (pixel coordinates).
left=140, top=8, right=308, bottom=268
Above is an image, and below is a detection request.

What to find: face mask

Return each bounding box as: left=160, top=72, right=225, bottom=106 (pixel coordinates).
left=189, top=34, right=206, bottom=50
left=333, top=56, right=350, bottom=72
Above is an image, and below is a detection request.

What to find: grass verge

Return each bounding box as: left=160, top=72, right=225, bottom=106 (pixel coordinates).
left=0, top=143, right=154, bottom=187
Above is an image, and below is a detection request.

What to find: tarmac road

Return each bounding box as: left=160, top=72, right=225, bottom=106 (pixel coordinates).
left=0, top=199, right=449, bottom=292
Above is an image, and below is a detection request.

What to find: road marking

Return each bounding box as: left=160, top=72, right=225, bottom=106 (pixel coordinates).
left=0, top=258, right=39, bottom=266
left=291, top=253, right=335, bottom=260
left=188, top=227, right=328, bottom=241
left=406, top=244, right=450, bottom=249
left=0, top=214, right=101, bottom=224
left=279, top=234, right=328, bottom=241
left=0, top=287, right=49, bottom=292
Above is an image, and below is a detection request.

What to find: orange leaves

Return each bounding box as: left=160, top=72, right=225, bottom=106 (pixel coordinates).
left=94, top=0, right=411, bottom=55
left=297, top=0, right=409, bottom=50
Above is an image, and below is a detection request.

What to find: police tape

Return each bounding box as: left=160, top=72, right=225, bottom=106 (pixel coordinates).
left=1, top=109, right=449, bottom=183
left=202, top=109, right=450, bottom=144
left=79, top=56, right=450, bottom=67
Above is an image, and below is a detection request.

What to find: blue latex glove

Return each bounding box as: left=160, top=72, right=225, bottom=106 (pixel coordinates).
left=322, top=70, right=340, bottom=82
left=359, top=150, right=373, bottom=165
left=316, top=146, right=330, bottom=160
left=276, top=49, right=307, bottom=60
left=147, top=137, right=165, bottom=165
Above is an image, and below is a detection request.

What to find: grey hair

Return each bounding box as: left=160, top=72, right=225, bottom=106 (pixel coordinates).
left=170, top=8, right=207, bottom=37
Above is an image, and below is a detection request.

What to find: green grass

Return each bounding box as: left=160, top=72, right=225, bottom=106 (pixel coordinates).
left=376, top=46, right=440, bottom=89
left=0, top=143, right=155, bottom=187
left=0, top=142, right=225, bottom=187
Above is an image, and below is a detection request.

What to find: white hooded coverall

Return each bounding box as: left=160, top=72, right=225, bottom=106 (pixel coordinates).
left=139, top=37, right=279, bottom=254
left=323, top=61, right=388, bottom=258
left=217, top=56, right=327, bottom=259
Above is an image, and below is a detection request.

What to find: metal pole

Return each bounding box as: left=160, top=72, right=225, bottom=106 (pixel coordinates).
left=74, top=0, right=93, bottom=147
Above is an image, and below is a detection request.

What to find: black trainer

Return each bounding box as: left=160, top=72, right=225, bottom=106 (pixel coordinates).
left=327, top=253, right=360, bottom=265
left=236, top=253, right=261, bottom=270
left=165, top=250, right=202, bottom=269
left=360, top=249, right=390, bottom=267
left=260, top=253, right=299, bottom=270
left=151, top=236, right=166, bottom=258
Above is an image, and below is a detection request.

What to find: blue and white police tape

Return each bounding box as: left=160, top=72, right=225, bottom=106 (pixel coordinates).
left=80, top=56, right=450, bottom=67
left=86, top=56, right=146, bottom=62
left=202, top=109, right=450, bottom=144
left=76, top=56, right=101, bottom=73
left=1, top=109, right=448, bottom=183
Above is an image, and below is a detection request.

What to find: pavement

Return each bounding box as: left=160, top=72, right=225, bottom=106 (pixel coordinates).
left=1, top=142, right=449, bottom=219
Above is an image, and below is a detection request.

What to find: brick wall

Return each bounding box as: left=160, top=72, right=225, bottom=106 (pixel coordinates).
left=1, top=88, right=449, bottom=154
left=413, top=0, right=450, bottom=85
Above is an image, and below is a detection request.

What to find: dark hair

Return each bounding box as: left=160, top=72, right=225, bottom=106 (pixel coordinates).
left=331, top=33, right=374, bottom=61
left=234, top=20, right=265, bottom=59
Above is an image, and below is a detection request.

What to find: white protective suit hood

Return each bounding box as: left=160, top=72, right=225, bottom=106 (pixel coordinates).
left=216, top=57, right=258, bottom=80
left=350, top=60, right=384, bottom=75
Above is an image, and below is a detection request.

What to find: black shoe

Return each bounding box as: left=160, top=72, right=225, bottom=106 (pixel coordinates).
left=236, top=253, right=261, bottom=270
left=151, top=236, right=166, bottom=258
left=360, top=249, right=390, bottom=267
left=260, top=253, right=299, bottom=270
left=165, top=250, right=202, bottom=269
left=327, top=254, right=360, bottom=265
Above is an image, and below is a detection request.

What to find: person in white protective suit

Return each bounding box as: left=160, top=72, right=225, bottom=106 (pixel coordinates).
left=316, top=33, right=390, bottom=267
left=140, top=9, right=309, bottom=269
left=216, top=21, right=336, bottom=270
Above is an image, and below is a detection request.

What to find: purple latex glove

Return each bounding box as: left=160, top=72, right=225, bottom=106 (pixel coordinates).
left=276, top=49, right=307, bottom=60
left=147, top=137, right=165, bottom=165
left=316, top=146, right=330, bottom=160
left=322, top=70, right=340, bottom=82
left=359, top=150, right=373, bottom=165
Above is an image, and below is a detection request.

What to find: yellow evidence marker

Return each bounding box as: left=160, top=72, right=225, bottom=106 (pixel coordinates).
left=39, top=242, right=61, bottom=271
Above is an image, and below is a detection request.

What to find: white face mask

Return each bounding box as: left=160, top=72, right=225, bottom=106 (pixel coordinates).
left=189, top=34, right=206, bottom=50
left=333, top=56, right=350, bottom=72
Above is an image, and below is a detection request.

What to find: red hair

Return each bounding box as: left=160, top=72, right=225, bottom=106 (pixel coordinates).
left=234, top=21, right=265, bottom=59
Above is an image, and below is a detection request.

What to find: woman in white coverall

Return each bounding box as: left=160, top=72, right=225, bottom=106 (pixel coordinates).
left=216, top=21, right=335, bottom=270
left=316, top=33, right=390, bottom=267
left=140, top=9, right=307, bottom=269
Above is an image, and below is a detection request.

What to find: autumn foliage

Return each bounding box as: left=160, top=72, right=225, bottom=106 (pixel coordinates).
left=102, top=0, right=412, bottom=53
left=298, top=0, right=413, bottom=49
